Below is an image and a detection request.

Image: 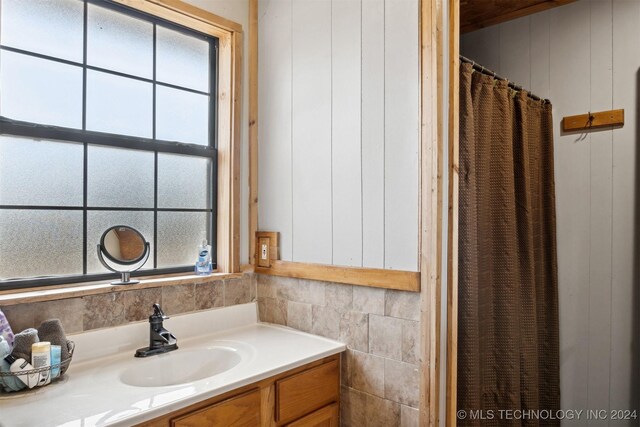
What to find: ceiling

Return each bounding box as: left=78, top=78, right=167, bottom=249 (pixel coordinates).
left=461, top=0, right=577, bottom=33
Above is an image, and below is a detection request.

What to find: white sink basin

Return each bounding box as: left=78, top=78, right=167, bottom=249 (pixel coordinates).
left=120, top=347, right=242, bottom=387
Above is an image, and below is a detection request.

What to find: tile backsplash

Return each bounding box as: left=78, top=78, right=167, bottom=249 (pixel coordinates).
left=256, top=274, right=421, bottom=427
left=1, top=275, right=255, bottom=334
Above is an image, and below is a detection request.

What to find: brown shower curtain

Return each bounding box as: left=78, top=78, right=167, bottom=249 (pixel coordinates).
left=457, top=63, right=560, bottom=427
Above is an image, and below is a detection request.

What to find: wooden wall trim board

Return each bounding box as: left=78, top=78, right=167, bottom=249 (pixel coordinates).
left=255, top=261, right=420, bottom=292
left=460, top=0, right=577, bottom=33
left=447, top=0, right=459, bottom=425
left=419, top=0, right=444, bottom=425
left=249, top=0, right=259, bottom=266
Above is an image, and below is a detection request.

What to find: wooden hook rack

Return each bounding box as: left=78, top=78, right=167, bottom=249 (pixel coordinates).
left=562, top=109, right=624, bottom=132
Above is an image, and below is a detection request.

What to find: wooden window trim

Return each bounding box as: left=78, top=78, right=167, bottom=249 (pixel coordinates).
left=114, top=0, right=243, bottom=274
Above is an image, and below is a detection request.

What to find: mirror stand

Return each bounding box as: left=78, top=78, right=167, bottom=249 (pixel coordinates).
left=97, top=242, right=150, bottom=286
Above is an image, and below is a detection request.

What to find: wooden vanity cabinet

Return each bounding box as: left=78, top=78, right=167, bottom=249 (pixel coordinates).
left=136, top=354, right=340, bottom=427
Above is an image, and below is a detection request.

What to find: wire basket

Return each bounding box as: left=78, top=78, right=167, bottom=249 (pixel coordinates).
left=0, top=341, right=75, bottom=392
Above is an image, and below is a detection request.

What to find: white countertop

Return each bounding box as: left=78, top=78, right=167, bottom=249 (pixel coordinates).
left=0, top=303, right=345, bottom=427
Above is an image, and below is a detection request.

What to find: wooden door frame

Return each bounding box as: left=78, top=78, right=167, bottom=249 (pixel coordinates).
left=419, top=0, right=445, bottom=425
left=446, top=0, right=460, bottom=425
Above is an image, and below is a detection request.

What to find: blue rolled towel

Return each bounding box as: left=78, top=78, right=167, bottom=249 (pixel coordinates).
left=0, top=336, right=25, bottom=392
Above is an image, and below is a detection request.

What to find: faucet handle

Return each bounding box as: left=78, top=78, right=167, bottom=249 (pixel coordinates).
left=152, top=303, right=169, bottom=320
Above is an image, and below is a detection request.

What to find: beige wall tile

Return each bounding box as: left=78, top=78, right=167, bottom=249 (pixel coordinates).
left=1, top=304, right=35, bottom=334
left=224, top=278, right=251, bottom=305
left=287, top=301, right=312, bottom=332
left=352, top=286, right=385, bottom=315
left=339, top=311, right=368, bottom=352
left=341, top=386, right=366, bottom=427
left=384, top=359, right=419, bottom=408
left=257, top=274, right=279, bottom=299
left=350, top=349, right=385, bottom=398
left=369, top=314, right=403, bottom=360
left=124, top=288, right=162, bottom=322
left=325, top=283, right=353, bottom=311
left=341, top=351, right=351, bottom=387
left=83, top=293, right=125, bottom=330
left=365, top=393, right=401, bottom=427
left=400, top=404, right=420, bottom=427
left=249, top=273, right=257, bottom=301
left=289, top=279, right=325, bottom=305
left=402, top=320, right=420, bottom=365
left=162, top=283, right=195, bottom=315
left=258, top=297, right=287, bottom=325
left=385, top=290, right=420, bottom=321
left=258, top=297, right=274, bottom=323
left=271, top=298, right=287, bottom=325
left=311, top=305, right=340, bottom=340
left=241, top=272, right=257, bottom=302
left=194, top=281, right=224, bottom=310
left=32, top=298, right=85, bottom=334
left=276, top=277, right=298, bottom=300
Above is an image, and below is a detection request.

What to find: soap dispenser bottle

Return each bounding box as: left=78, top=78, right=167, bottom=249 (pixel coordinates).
left=195, top=239, right=212, bottom=275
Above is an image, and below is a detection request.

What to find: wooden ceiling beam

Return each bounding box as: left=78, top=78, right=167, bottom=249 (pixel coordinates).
left=461, top=0, right=577, bottom=33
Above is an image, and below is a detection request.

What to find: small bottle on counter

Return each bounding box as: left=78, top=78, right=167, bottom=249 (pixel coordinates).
left=195, top=239, right=212, bottom=275
left=50, top=345, right=61, bottom=379
left=32, top=342, right=51, bottom=386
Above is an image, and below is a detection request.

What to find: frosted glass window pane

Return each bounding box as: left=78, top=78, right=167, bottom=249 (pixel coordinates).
left=0, top=210, right=82, bottom=280
left=1, top=0, right=84, bottom=62
left=87, top=146, right=154, bottom=208
left=86, top=70, right=152, bottom=138
left=156, top=26, right=209, bottom=92
left=156, top=86, right=209, bottom=145
left=157, top=212, right=209, bottom=267
left=87, top=4, right=153, bottom=78
left=0, top=136, right=83, bottom=206
left=0, top=51, right=82, bottom=128
left=158, top=154, right=212, bottom=209
left=87, top=211, right=154, bottom=273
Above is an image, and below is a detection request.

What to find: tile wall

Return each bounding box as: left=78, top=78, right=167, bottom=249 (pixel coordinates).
left=256, top=274, right=421, bottom=427
left=1, top=275, right=255, bottom=334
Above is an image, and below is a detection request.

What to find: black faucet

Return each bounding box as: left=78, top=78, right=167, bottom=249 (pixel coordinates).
left=135, top=303, right=178, bottom=357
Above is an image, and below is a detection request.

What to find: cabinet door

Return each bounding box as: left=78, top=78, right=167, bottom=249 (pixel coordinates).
left=171, top=389, right=261, bottom=427
left=286, top=404, right=339, bottom=427
left=275, top=359, right=339, bottom=423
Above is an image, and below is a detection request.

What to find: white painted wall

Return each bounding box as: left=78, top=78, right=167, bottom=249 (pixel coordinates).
left=184, top=0, right=251, bottom=266
left=461, top=1, right=640, bottom=423
left=257, top=0, right=420, bottom=271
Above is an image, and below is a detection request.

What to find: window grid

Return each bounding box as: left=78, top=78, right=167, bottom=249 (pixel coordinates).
left=0, top=0, right=219, bottom=290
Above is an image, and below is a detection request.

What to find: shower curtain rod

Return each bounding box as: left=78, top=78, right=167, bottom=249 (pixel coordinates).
left=459, top=55, right=550, bottom=104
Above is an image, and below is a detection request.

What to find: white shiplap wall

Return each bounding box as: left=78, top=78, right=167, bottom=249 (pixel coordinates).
left=461, top=1, right=640, bottom=423
left=258, top=0, right=420, bottom=271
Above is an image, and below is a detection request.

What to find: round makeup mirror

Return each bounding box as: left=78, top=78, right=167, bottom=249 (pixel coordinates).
left=97, top=225, right=150, bottom=285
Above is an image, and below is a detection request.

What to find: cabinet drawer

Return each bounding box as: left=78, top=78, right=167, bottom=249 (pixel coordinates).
left=275, top=359, right=339, bottom=423
left=171, top=389, right=260, bottom=427
left=285, top=404, right=339, bottom=427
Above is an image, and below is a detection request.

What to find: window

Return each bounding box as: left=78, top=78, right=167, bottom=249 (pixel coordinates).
left=0, top=0, right=219, bottom=289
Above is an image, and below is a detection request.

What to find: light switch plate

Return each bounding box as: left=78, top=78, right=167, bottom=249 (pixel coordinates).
left=255, top=231, right=279, bottom=268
